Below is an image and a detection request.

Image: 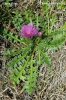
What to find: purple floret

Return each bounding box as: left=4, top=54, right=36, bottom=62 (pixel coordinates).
left=20, top=23, right=38, bottom=39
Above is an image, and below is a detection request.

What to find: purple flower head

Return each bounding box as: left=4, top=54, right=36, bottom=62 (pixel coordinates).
left=20, top=23, right=38, bottom=39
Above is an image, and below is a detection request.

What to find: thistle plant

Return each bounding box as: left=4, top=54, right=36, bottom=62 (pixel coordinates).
left=1, top=2, right=66, bottom=95
left=4, top=21, right=66, bottom=95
